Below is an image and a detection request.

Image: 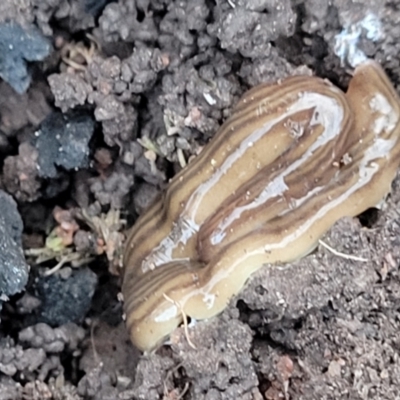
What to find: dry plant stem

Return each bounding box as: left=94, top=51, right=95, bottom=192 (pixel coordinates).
left=43, top=252, right=92, bottom=276
left=163, top=363, right=190, bottom=399
left=318, top=239, right=368, bottom=262
left=90, top=320, right=101, bottom=365
left=162, top=293, right=196, bottom=350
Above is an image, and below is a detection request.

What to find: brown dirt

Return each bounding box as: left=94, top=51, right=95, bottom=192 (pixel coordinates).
left=1, top=1, right=400, bottom=399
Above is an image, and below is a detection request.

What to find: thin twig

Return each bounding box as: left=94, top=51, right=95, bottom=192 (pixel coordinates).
left=90, top=320, right=100, bottom=365
left=163, top=293, right=196, bottom=349
left=177, top=382, right=190, bottom=399
left=43, top=257, right=68, bottom=276
left=318, top=239, right=368, bottom=262
left=43, top=252, right=88, bottom=276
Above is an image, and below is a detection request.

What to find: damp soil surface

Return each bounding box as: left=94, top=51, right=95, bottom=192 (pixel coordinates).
left=1, top=1, right=400, bottom=399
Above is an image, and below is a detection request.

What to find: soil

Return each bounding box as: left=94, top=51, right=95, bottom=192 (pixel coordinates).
left=1, top=0, right=400, bottom=399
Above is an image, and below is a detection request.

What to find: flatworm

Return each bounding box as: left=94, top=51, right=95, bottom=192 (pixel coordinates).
left=123, top=60, right=400, bottom=351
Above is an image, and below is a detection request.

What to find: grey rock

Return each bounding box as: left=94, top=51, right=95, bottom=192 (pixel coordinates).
left=0, top=22, right=51, bottom=94
left=34, top=267, right=97, bottom=326
left=0, top=190, right=29, bottom=298
left=35, top=111, right=95, bottom=178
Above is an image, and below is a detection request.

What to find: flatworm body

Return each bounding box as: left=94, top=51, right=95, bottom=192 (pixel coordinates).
left=123, top=60, right=400, bottom=351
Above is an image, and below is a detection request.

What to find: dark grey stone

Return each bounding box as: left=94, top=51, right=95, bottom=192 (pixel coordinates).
left=0, top=190, right=29, bottom=298
left=0, top=22, right=51, bottom=94
left=35, top=267, right=98, bottom=326
left=35, top=111, right=95, bottom=178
